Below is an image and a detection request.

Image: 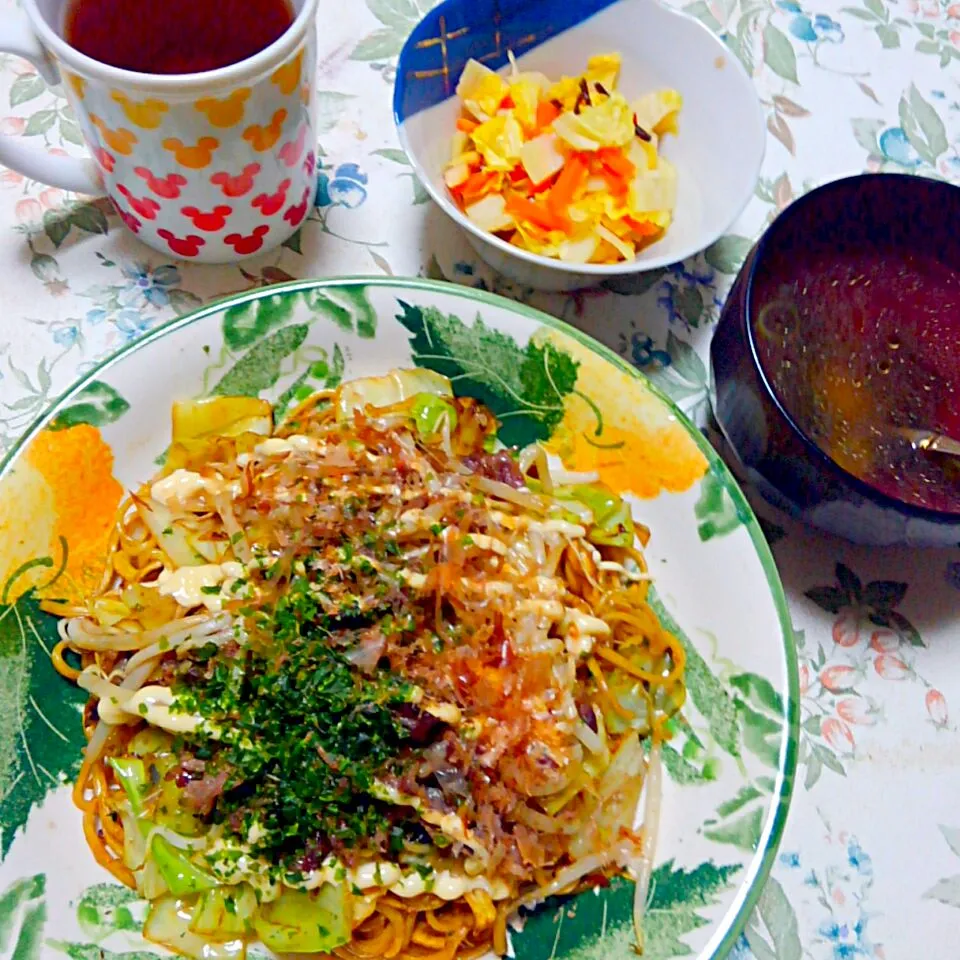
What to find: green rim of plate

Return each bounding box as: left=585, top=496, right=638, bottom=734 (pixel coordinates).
left=0, top=276, right=799, bottom=960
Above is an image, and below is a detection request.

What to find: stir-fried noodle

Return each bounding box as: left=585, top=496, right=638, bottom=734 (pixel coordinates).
left=48, top=370, right=686, bottom=959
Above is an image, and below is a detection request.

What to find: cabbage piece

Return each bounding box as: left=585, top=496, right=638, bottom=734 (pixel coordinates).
left=335, top=368, right=452, bottom=422
left=508, top=73, right=545, bottom=130
left=172, top=397, right=272, bottom=446
left=189, top=886, right=257, bottom=938
left=631, top=159, right=678, bottom=214
left=631, top=90, right=683, bottom=137
left=519, top=133, right=566, bottom=185
left=465, top=194, right=513, bottom=232
left=151, top=837, right=219, bottom=896
left=552, top=93, right=635, bottom=151
left=254, top=885, right=351, bottom=953
left=557, top=234, right=600, bottom=264
left=471, top=114, right=524, bottom=170
left=109, top=756, right=217, bottom=895
left=411, top=394, right=458, bottom=441
left=555, top=483, right=635, bottom=546
left=456, top=58, right=510, bottom=120
left=585, top=53, right=621, bottom=91
left=144, top=897, right=245, bottom=960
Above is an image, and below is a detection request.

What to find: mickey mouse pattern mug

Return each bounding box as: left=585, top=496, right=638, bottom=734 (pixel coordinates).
left=0, top=0, right=319, bottom=263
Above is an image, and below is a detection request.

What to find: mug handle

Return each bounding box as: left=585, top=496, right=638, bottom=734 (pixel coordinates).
left=0, top=12, right=101, bottom=194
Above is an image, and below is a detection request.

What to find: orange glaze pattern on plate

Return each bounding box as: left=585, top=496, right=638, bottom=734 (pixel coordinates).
left=0, top=425, right=122, bottom=604
left=538, top=328, right=708, bottom=497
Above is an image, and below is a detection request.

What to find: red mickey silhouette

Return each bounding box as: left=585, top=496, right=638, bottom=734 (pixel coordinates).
left=224, top=224, right=269, bottom=256
left=134, top=167, right=188, bottom=199
left=116, top=184, right=160, bottom=220
left=210, top=162, right=261, bottom=198
left=278, top=125, right=308, bottom=168
left=94, top=147, right=115, bottom=173
left=303, top=150, right=316, bottom=178
left=283, top=187, right=311, bottom=227
left=251, top=178, right=290, bottom=216
left=182, top=204, right=233, bottom=231
left=112, top=202, right=141, bottom=234
left=157, top=229, right=206, bottom=257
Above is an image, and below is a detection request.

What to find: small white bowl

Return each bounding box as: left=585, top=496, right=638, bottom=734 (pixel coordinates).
left=394, top=0, right=765, bottom=292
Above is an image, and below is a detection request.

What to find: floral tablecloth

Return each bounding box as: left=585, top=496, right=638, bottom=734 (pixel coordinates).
left=1, top=0, right=960, bottom=956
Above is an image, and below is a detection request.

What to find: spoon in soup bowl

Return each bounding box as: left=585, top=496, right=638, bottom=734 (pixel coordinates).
left=895, top=428, right=960, bottom=458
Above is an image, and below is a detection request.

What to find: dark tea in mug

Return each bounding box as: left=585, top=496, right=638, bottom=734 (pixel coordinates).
left=64, top=0, right=295, bottom=74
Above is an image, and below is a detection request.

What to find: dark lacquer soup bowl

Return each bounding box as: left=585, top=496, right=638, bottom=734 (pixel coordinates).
left=711, top=173, right=960, bottom=547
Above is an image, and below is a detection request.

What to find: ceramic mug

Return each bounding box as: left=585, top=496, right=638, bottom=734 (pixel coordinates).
left=0, top=0, right=319, bottom=263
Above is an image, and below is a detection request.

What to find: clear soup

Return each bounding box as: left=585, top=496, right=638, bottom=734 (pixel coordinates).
left=753, top=204, right=960, bottom=514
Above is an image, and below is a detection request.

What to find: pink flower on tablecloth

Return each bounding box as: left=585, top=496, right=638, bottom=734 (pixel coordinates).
left=820, top=664, right=858, bottom=692
left=869, top=628, right=898, bottom=653
left=926, top=689, right=948, bottom=727
left=0, top=169, right=23, bottom=187
left=799, top=664, right=811, bottom=695
left=950, top=29, right=960, bottom=47
left=822, top=717, right=855, bottom=754
left=0, top=117, right=26, bottom=136
left=874, top=654, right=909, bottom=680
left=947, top=3, right=960, bottom=17
left=837, top=698, right=876, bottom=726
left=832, top=610, right=862, bottom=647
left=832, top=886, right=846, bottom=905
left=39, top=188, right=64, bottom=210
left=15, top=198, right=41, bottom=224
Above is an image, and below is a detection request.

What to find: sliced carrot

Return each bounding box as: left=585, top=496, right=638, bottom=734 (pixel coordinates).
left=458, top=170, right=499, bottom=204
left=505, top=194, right=569, bottom=232
left=597, top=167, right=629, bottom=197
left=508, top=164, right=527, bottom=182
left=536, top=99, right=561, bottom=129
left=500, top=94, right=515, bottom=109
left=546, top=154, right=588, bottom=217
left=624, top=216, right=660, bottom=237
left=456, top=117, right=479, bottom=133
left=597, top=147, right=636, bottom=179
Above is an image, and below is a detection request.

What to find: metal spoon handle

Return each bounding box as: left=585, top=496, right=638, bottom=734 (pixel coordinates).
left=897, top=428, right=960, bottom=458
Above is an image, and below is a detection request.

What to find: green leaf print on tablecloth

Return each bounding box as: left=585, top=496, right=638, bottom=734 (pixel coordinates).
left=510, top=863, right=740, bottom=960
left=0, top=585, right=87, bottom=858
left=396, top=300, right=579, bottom=447
left=0, top=874, right=45, bottom=960
left=743, top=875, right=802, bottom=960
left=49, top=381, right=130, bottom=431
left=923, top=826, right=960, bottom=909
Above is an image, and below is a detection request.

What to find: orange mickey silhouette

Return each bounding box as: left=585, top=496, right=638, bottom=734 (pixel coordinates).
left=116, top=184, right=160, bottom=220
left=271, top=51, right=303, bottom=95
left=157, top=229, right=206, bottom=257
left=278, top=125, right=308, bottom=168
left=224, top=224, right=269, bottom=256
left=64, top=71, right=86, bottom=100
left=283, top=186, right=311, bottom=227
left=90, top=115, right=138, bottom=156
left=134, top=167, right=188, bottom=199
left=94, top=147, right=115, bottom=173
left=251, top=179, right=290, bottom=216
left=242, top=109, right=286, bottom=152
left=210, top=163, right=260, bottom=198
left=111, top=91, right=169, bottom=129
left=182, top=204, right=233, bottom=232
left=194, top=88, right=251, bottom=128
left=162, top=136, right=219, bottom=169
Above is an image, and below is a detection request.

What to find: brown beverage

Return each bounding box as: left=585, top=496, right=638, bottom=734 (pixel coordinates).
left=64, top=0, right=294, bottom=74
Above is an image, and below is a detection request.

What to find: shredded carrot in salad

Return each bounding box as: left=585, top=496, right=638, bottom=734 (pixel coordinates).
left=445, top=53, right=682, bottom=264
